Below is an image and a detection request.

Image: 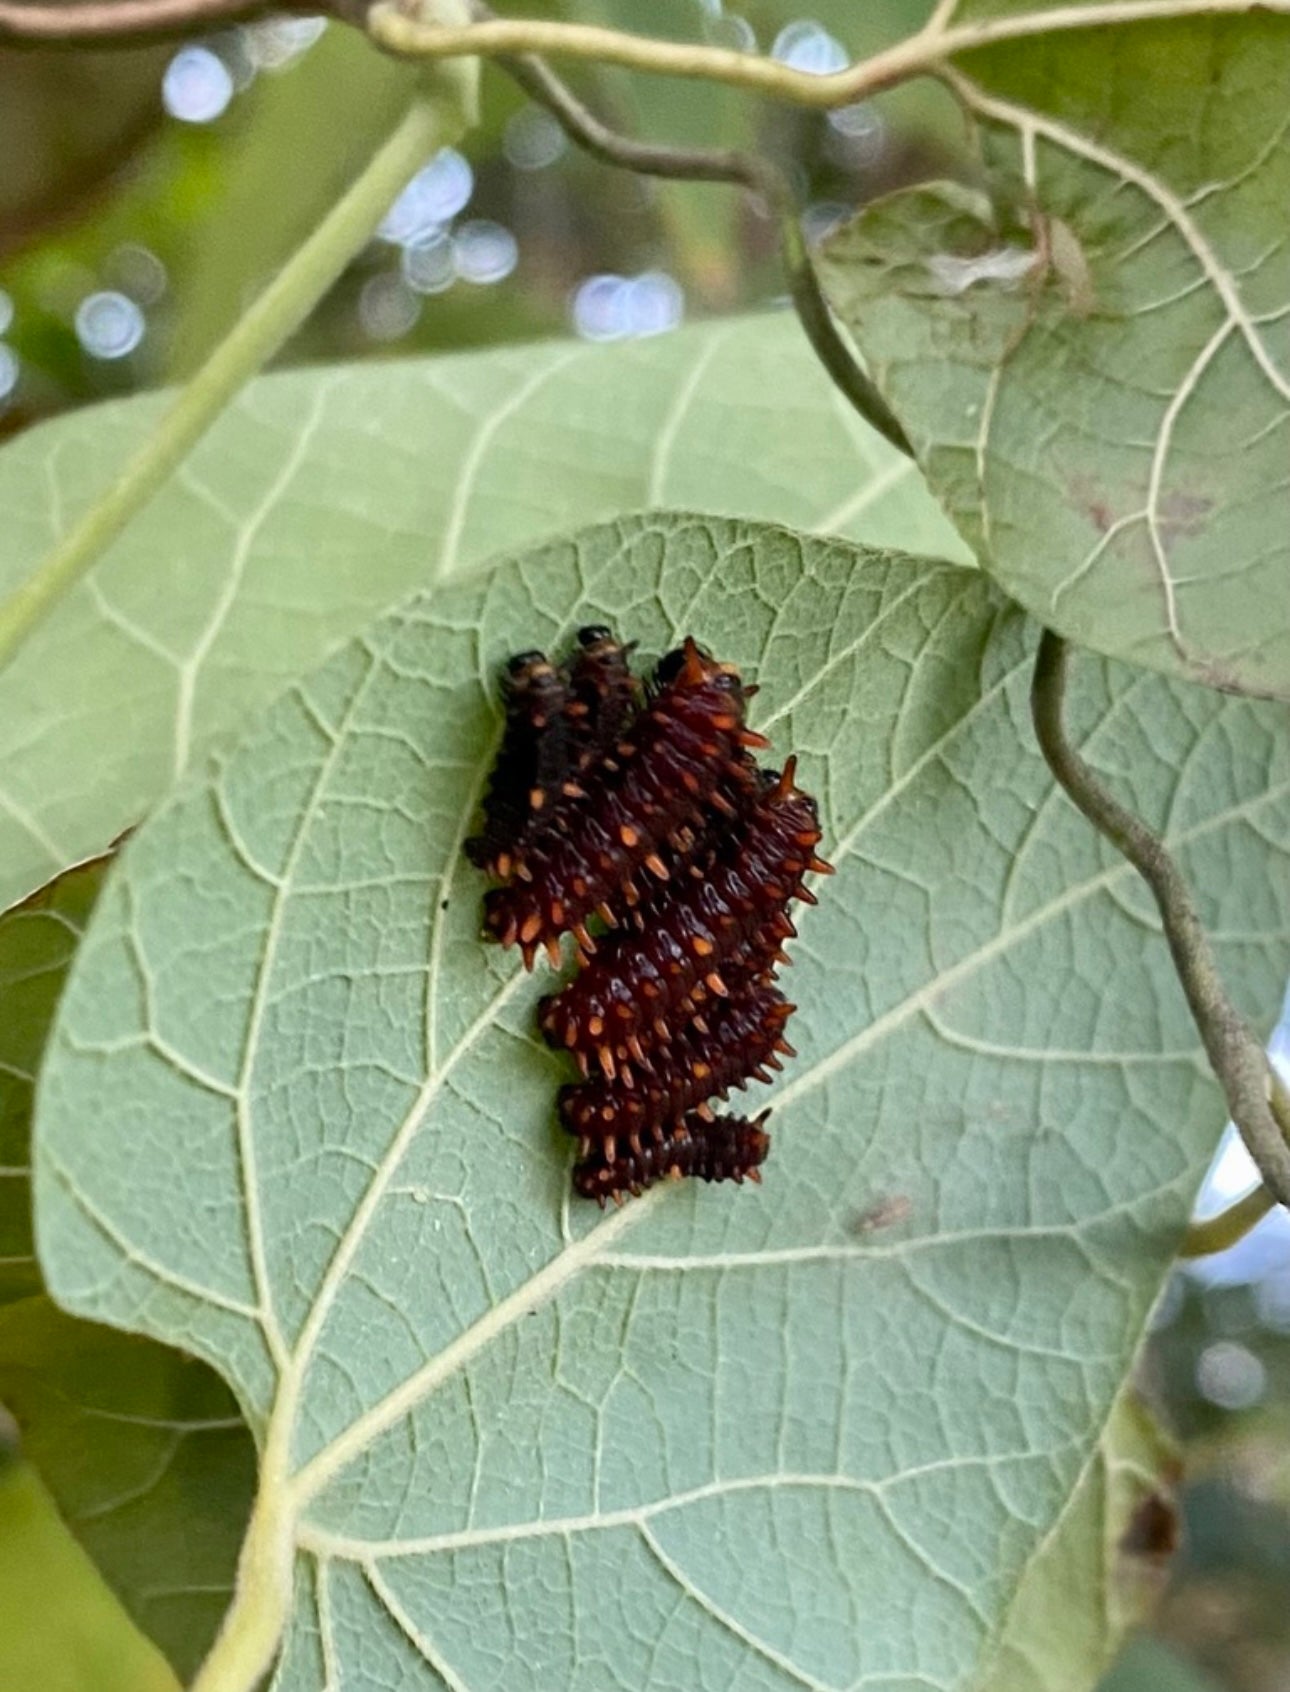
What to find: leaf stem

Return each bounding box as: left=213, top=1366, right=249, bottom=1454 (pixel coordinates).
left=483, top=19, right=913, bottom=456
left=1030, top=630, right=1290, bottom=1209
left=365, top=0, right=1290, bottom=109
left=189, top=1462, right=294, bottom=1692
left=0, top=96, right=458, bottom=677
left=1179, top=1185, right=1276, bottom=1259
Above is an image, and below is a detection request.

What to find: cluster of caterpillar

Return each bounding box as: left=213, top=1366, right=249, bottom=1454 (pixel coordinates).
left=467, top=628, right=829, bottom=1203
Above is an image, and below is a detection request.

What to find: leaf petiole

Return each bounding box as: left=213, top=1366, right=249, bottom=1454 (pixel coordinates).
left=1179, top=1184, right=1276, bottom=1259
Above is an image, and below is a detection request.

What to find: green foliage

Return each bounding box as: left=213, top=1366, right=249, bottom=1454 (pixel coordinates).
left=0, top=1298, right=256, bottom=1680
left=0, top=1456, right=179, bottom=1692
left=0, top=313, right=960, bottom=918
left=818, top=8, right=1290, bottom=699
left=34, top=514, right=1290, bottom=1688
left=0, top=858, right=256, bottom=1676
left=0, top=857, right=106, bottom=1306
left=985, top=1389, right=1178, bottom=1690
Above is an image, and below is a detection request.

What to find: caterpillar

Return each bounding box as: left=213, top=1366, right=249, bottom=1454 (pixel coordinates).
left=464, top=649, right=572, bottom=880
left=469, top=628, right=826, bottom=1203
left=572, top=1110, right=772, bottom=1205
left=557, top=984, right=795, bottom=1159
left=565, top=625, right=641, bottom=776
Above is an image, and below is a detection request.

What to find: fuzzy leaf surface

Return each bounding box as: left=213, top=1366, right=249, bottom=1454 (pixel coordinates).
left=0, top=313, right=960, bottom=915
left=35, top=513, right=1290, bottom=1690
left=819, top=7, right=1290, bottom=698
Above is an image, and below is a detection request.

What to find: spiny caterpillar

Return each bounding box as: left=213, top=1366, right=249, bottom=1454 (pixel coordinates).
left=470, top=629, right=830, bottom=1202
left=556, top=984, right=795, bottom=1159
left=571, top=1111, right=772, bottom=1204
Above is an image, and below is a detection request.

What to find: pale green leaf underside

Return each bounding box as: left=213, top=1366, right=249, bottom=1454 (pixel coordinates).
left=819, top=11, right=1290, bottom=699
left=35, top=515, right=1290, bottom=1690
left=0, top=312, right=964, bottom=918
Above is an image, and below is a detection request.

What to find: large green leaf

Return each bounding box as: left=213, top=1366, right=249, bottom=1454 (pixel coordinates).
left=818, top=8, right=1290, bottom=700
left=0, top=312, right=963, bottom=918
left=34, top=513, right=1288, bottom=1688
left=0, top=857, right=106, bottom=1306
left=0, top=1297, right=256, bottom=1682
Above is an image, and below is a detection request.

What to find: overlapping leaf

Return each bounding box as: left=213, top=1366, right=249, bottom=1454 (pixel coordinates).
left=819, top=5, right=1290, bottom=699
left=0, top=312, right=963, bottom=917
left=33, top=514, right=1289, bottom=1688
left=0, top=858, right=106, bottom=1307
left=0, top=859, right=256, bottom=1677
left=0, top=1455, right=178, bottom=1692
left=0, top=1298, right=256, bottom=1681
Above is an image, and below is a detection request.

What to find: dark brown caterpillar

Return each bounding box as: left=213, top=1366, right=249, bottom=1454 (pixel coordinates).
left=464, top=650, right=572, bottom=879
left=537, top=761, right=828, bottom=1076
left=565, top=626, right=641, bottom=775
left=572, top=1111, right=772, bottom=1205
left=485, top=638, right=767, bottom=967
left=557, top=985, right=794, bottom=1159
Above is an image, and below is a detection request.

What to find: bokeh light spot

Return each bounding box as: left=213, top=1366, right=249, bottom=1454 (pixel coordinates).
left=246, top=15, right=327, bottom=71
left=162, top=46, right=235, bottom=123
left=702, top=10, right=757, bottom=49
left=358, top=273, right=420, bottom=341
left=453, top=221, right=519, bottom=286
left=0, top=344, right=19, bottom=404
left=75, top=291, right=146, bottom=360
left=504, top=107, right=566, bottom=172
left=401, top=232, right=456, bottom=296
left=106, top=244, right=168, bottom=306
left=1196, top=1340, right=1267, bottom=1410
left=571, top=271, right=684, bottom=341
left=801, top=201, right=853, bottom=247
left=380, top=149, right=473, bottom=246
left=771, top=19, right=848, bottom=75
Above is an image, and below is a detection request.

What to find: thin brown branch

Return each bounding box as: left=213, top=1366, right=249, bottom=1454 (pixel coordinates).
left=1031, top=629, right=1290, bottom=1209
left=0, top=0, right=308, bottom=44
left=485, top=18, right=914, bottom=459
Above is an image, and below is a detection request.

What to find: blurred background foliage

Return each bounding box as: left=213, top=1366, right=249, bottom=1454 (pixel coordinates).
left=0, top=4, right=1286, bottom=1688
